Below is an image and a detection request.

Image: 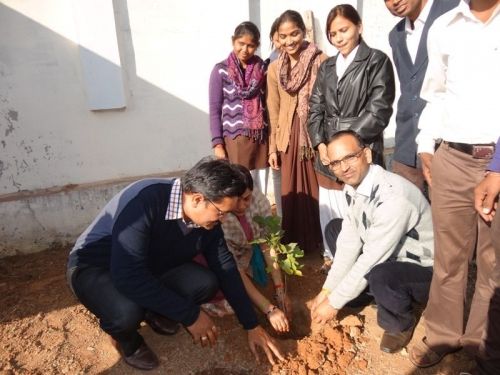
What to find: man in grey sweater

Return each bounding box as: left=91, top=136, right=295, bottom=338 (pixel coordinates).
left=310, top=130, right=434, bottom=353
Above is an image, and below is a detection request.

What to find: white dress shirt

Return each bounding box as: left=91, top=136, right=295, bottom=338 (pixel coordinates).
left=416, top=0, right=500, bottom=154
left=405, top=0, right=434, bottom=63
left=336, top=45, right=359, bottom=79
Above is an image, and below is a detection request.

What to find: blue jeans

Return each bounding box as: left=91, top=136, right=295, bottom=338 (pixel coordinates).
left=68, top=262, right=218, bottom=356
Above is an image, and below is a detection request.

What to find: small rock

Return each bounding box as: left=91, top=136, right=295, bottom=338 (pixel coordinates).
left=339, top=315, right=363, bottom=328
left=356, top=358, right=368, bottom=370
left=349, top=326, right=361, bottom=338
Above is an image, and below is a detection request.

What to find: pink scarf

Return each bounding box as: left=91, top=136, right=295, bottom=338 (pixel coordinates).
left=278, top=42, right=322, bottom=159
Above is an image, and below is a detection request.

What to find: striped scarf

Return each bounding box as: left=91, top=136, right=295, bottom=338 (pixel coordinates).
left=226, top=52, right=266, bottom=140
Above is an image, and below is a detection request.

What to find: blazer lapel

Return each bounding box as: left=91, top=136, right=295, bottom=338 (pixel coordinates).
left=325, top=57, right=340, bottom=104
left=394, top=22, right=414, bottom=69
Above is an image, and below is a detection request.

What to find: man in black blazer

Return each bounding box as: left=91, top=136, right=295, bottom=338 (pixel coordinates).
left=384, top=0, right=459, bottom=193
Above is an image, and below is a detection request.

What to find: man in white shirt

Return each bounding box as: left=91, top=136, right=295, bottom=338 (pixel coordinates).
left=310, top=131, right=434, bottom=354
left=384, top=0, right=459, bottom=193
left=409, top=0, right=500, bottom=369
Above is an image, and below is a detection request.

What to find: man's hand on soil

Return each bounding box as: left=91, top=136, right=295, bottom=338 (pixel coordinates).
left=311, top=299, right=337, bottom=325
left=186, top=310, right=218, bottom=347
left=247, top=325, right=284, bottom=365
left=309, top=290, right=328, bottom=314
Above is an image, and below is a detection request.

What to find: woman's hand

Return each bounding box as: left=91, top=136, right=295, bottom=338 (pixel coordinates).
left=268, top=152, right=280, bottom=170
left=213, top=144, right=227, bottom=159
left=267, top=306, right=290, bottom=333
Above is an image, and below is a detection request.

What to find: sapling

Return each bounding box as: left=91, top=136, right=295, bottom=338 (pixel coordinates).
left=250, top=215, right=304, bottom=315
left=250, top=215, right=304, bottom=276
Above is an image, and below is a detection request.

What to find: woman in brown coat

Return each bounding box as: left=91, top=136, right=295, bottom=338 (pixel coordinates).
left=266, top=10, right=326, bottom=253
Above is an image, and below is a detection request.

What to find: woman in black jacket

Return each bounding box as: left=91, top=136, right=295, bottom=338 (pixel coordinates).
left=307, top=4, right=395, bottom=269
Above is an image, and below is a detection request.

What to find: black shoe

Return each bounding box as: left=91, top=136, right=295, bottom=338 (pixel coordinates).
left=380, top=323, right=416, bottom=353
left=145, top=311, right=180, bottom=336
left=123, top=342, right=159, bottom=370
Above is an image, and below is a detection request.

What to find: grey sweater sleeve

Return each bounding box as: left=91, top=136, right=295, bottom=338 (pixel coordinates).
left=325, top=196, right=417, bottom=309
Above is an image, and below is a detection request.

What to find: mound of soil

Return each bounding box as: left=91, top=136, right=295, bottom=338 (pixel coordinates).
left=272, top=314, right=368, bottom=375
left=0, top=245, right=475, bottom=374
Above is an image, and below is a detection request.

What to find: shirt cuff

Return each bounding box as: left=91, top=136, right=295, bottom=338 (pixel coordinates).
left=417, top=138, right=436, bottom=155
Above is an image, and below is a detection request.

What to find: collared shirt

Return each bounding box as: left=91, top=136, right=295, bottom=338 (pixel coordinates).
left=323, top=165, right=434, bottom=309
left=336, top=45, right=359, bottom=79
left=416, top=0, right=500, bottom=154
left=165, top=178, right=199, bottom=229
left=405, top=0, right=434, bottom=63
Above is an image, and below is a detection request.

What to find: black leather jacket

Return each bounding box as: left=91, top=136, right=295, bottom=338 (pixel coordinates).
left=308, top=39, right=395, bottom=177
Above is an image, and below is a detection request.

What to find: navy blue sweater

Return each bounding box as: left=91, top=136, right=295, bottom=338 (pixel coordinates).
left=68, top=179, right=258, bottom=329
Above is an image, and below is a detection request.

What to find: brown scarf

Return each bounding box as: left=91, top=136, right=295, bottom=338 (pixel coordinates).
left=278, top=42, right=322, bottom=160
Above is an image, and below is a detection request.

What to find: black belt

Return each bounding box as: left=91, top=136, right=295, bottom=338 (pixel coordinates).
left=444, top=141, right=495, bottom=159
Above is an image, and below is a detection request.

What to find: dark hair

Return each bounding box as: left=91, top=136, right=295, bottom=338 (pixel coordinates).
left=181, top=157, right=247, bottom=201
left=232, top=21, right=261, bottom=46
left=232, top=164, right=254, bottom=191
left=276, top=10, right=306, bottom=34
left=269, top=17, right=280, bottom=42
left=329, top=130, right=366, bottom=149
left=325, top=4, right=362, bottom=44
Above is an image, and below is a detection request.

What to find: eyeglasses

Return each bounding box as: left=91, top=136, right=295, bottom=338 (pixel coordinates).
left=205, top=197, right=229, bottom=218
left=329, top=149, right=365, bottom=171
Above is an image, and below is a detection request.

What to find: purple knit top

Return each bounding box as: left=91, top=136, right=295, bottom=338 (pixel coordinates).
left=208, top=59, right=266, bottom=147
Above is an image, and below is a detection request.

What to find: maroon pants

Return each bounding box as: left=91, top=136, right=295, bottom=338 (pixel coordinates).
left=423, top=144, right=497, bottom=355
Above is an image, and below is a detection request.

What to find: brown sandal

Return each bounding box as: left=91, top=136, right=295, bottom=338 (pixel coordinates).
left=409, top=337, right=447, bottom=368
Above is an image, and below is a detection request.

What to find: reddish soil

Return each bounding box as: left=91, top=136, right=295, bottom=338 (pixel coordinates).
left=0, top=246, right=476, bottom=374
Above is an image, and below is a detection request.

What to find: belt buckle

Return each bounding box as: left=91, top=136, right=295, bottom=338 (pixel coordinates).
left=472, top=145, right=494, bottom=159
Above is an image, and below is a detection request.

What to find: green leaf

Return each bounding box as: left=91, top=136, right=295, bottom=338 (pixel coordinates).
left=250, top=214, right=304, bottom=278
left=249, top=238, right=267, bottom=245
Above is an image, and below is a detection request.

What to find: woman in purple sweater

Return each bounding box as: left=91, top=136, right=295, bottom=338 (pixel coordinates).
left=209, top=22, right=268, bottom=193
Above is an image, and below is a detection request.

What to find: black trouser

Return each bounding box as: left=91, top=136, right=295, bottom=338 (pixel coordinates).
left=325, top=218, right=433, bottom=333
left=367, top=262, right=433, bottom=332
left=67, top=262, right=218, bottom=356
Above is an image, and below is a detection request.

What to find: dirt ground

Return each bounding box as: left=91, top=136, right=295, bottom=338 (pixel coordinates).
left=0, top=245, right=476, bottom=374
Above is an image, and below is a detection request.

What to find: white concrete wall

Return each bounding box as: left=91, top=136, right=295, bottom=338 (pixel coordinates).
left=0, top=0, right=400, bottom=256
left=0, top=0, right=249, bottom=195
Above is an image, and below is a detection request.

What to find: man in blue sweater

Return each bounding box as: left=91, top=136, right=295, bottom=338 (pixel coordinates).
left=67, top=158, right=283, bottom=370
